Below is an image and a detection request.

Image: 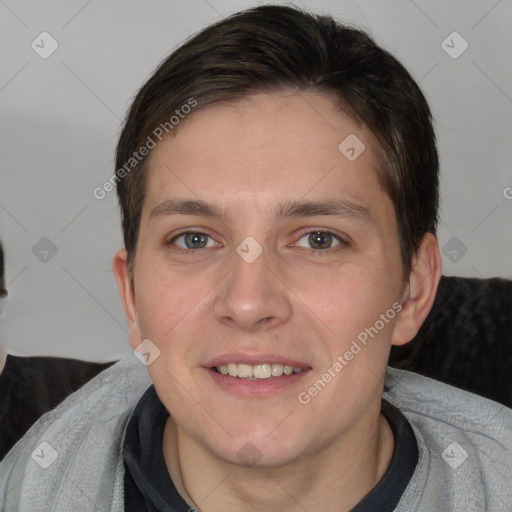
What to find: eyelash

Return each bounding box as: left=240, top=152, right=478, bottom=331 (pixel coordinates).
left=293, top=228, right=348, bottom=254
left=166, top=228, right=348, bottom=255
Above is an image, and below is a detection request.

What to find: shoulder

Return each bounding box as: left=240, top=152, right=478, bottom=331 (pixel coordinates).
left=385, top=367, right=512, bottom=511
left=0, top=354, right=115, bottom=459
left=0, top=355, right=151, bottom=511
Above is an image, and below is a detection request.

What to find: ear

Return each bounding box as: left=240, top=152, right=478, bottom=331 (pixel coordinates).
left=113, top=249, right=142, bottom=350
left=391, top=233, right=442, bottom=346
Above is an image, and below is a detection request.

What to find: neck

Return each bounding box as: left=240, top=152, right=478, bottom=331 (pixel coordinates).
left=165, top=404, right=394, bottom=512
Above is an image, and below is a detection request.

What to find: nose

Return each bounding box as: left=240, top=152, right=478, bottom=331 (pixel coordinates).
left=213, top=245, right=293, bottom=332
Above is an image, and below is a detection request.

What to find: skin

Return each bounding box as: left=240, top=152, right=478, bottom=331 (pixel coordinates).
left=114, top=90, right=442, bottom=512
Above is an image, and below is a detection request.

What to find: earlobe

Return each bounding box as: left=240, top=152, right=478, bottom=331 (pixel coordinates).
left=391, top=233, right=442, bottom=346
left=129, top=321, right=142, bottom=351
left=112, top=249, right=138, bottom=334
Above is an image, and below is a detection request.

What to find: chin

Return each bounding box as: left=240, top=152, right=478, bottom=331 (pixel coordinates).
left=204, top=424, right=309, bottom=469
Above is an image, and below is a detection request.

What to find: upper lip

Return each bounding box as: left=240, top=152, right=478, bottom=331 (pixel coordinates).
left=204, top=352, right=310, bottom=369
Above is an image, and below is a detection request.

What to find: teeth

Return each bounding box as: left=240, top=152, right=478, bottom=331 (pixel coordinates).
left=253, top=364, right=271, bottom=379
left=283, top=366, right=294, bottom=375
left=216, top=363, right=304, bottom=379
left=237, top=364, right=253, bottom=378
left=227, top=363, right=238, bottom=377
left=271, top=364, right=284, bottom=377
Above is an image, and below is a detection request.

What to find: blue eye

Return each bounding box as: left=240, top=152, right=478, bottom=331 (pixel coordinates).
left=171, top=232, right=216, bottom=250
left=295, top=231, right=342, bottom=250
left=168, top=230, right=345, bottom=253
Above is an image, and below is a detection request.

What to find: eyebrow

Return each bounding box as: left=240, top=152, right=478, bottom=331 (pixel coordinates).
left=149, top=198, right=374, bottom=224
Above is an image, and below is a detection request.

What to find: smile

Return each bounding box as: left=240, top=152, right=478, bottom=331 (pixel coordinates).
left=215, top=363, right=303, bottom=379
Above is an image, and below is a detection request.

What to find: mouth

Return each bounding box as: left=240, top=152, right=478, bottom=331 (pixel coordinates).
left=204, top=355, right=311, bottom=397
left=213, top=363, right=304, bottom=379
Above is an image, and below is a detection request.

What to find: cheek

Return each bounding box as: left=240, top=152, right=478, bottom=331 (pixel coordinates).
left=134, top=265, right=215, bottom=365
left=306, top=267, right=364, bottom=318
left=302, top=267, right=398, bottom=352
left=135, top=266, right=189, bottom=340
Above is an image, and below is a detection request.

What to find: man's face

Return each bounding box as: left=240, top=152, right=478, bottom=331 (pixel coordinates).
left=125, top=91, right=406, bottom=466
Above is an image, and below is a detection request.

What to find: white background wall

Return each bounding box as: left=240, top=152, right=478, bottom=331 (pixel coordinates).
left=1, top=0, right=511, bottom=361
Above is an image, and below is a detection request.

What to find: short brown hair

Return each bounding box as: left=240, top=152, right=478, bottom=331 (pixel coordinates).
left=116, top=4, right=439, bottom=279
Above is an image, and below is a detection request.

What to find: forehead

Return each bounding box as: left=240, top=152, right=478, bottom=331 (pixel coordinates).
left=143, top=91, right=390, bottom=222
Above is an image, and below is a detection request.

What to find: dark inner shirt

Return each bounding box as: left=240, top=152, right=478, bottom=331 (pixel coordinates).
left=123, top=386, right=418, bottom=512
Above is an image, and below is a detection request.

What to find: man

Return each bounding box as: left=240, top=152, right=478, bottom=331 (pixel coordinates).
left=1, top=5, right=511, bottom=511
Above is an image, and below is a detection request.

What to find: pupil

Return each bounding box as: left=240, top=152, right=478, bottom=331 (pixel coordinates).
left=185, top=233, right=207, bottom=249
left=309, top=231, right=332, bottom=249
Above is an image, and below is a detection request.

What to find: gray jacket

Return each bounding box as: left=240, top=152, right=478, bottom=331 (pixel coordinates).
left=1, top=356, right=511, bottom=511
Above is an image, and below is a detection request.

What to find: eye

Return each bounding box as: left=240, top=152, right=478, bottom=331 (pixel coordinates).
left=170, top=231, right=217, bottom=250
left=294, top=230, right=343, bottom=250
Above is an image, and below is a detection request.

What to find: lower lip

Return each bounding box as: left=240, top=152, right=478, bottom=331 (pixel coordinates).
left=205, top=368, right=310, bottom=398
